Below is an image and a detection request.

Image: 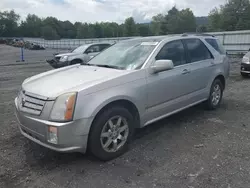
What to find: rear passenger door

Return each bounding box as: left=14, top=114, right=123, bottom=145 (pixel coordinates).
left=182, top=38, right=215, bottom=93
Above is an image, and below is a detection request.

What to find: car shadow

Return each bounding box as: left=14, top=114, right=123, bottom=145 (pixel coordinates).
left=23, top=103, right=207, bottom=169
left=133, top=103, right=205, bottom=141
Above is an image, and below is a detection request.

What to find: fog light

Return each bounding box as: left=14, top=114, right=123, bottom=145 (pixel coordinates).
left=48, top=126, right=58, bottom=144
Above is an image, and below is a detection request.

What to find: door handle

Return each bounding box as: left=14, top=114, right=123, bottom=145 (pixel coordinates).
left=182, top=69, right=190, bottom=75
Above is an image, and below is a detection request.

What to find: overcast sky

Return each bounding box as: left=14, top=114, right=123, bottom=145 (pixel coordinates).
left=0, top=0, right=226, bottom=23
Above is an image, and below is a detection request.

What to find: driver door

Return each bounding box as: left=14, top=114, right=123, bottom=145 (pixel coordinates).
left=145, top=40, right=192, bottom=122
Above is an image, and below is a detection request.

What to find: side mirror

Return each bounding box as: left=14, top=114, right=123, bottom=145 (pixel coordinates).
left=151, top=60, right=174, bottom=73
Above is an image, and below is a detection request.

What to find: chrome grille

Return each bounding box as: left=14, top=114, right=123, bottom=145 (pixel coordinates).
left=18, top=91, right=46, bottom=115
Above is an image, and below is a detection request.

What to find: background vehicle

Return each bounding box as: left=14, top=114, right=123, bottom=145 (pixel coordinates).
left=15, top=34, right=229, bottom=161
left=46, top=42, right=111, bottom=68
left=240, top=50, right=250, bottom=77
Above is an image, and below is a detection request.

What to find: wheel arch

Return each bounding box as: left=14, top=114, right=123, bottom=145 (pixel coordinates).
left=214, top=74, right=225, bottom=90
left=91, top=99, right=141, bottom=129
left=70, top=58, right=83, bottom=65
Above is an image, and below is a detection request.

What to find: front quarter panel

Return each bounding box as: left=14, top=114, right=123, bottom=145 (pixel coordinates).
left=68, top=54, right=86, bottom=62
left=73, top=69, right=147, bottom=129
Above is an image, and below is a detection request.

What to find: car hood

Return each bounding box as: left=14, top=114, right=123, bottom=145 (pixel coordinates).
left=22, top=65, right=129, bottom=99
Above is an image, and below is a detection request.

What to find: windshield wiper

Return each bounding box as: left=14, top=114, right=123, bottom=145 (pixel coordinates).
left=81, top=63, right=123, bottom=70
left=89, top=64, right=123, bottom=70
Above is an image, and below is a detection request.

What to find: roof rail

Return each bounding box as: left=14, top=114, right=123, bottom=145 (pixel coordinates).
left=181, top=32, right=215, bottom=37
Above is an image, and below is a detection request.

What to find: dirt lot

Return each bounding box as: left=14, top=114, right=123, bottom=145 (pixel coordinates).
left=0, top=44, right=67, bottom=64
left=0, top=54, right=250, bottom=188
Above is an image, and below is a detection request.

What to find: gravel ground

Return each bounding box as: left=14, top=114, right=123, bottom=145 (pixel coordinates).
left=0, top=53, right=250, bottom=188
left=0, top=44, right=68, bottom=64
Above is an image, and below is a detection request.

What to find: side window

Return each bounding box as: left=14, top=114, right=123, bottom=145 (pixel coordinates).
left=205, top=38, right=220, bottom=52
left=86, top=45, right=100, bottom=53
left=183, top=38, right=213, bottom=63
left=205, top=38, right=226, bottom=55
left=155, top=40, right=186, bottom=66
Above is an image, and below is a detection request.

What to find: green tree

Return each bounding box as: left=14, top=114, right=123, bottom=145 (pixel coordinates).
left=137, top=23, right=151, bottom=36
left=165, top=7, right=196, bottom=34
left=41, top=25, right=60, bottom=40
left=58, top=20, right=76, bottom=38
left=150, top=14, right=166, bottom=35
left=208, top=8, right=222, bottom=31
left=196, top=25, right=208, bottom=32
left=178, top=8, right=196, bottom=33
left=124, top=17, right=137, bottom=36
left=208, top=0, right=250, bottom=31
left=0, top=10, right=20, bottom=37
left=19, top=14, right=42, bottom=37
left=42, top=17, right=61, bottom=39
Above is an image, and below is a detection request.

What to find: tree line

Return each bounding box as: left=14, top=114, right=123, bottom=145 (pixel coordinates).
left=0, top=0, right=250, bottom=40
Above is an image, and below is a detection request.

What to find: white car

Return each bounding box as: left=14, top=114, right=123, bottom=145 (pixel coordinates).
left=47, top=43, right=111, bottom=68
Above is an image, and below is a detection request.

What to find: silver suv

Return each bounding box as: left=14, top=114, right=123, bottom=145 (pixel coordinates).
left=15, top=34, right=229, bottom=161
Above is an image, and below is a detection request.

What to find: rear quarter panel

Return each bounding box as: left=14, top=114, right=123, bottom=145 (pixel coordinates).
left=201, top=38, right=229, bottom=89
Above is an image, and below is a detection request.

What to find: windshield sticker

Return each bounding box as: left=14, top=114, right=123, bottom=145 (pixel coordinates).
left=141, top=42, right=159, bottom=46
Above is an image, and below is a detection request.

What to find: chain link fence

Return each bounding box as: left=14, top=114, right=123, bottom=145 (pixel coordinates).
left=1, top=31, right=250, bottom=66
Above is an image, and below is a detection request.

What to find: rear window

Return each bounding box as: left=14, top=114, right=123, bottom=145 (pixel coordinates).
left=205, top=38, right=226, bottom=55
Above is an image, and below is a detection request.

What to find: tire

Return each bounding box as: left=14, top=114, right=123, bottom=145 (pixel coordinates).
left=205, top=79, right=223, bottom=110
left=88, top=106, right=134, bottom=161
left=241, top=72, right=248, bottom=78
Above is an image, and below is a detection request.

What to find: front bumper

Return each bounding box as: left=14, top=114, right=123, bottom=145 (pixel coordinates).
left=14, top=97, right=91, bottom=153
left=240, top=63, right=250, bottom=73
left=46, top=59, right=69, bottom=69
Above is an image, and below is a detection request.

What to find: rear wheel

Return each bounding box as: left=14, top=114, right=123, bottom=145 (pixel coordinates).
left=205, top=79, right=223, bottom=110
left=241, top=72, right=248, bottom=78
left=88, top=106, right=134, bottom=161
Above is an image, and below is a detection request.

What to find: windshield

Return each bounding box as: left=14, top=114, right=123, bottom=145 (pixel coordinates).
left=72, top=45, right=88, bottom=53
left=87, top=40, right=158, bottom=70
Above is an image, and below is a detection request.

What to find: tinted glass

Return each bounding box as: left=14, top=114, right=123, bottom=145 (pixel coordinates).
left=216, top=39, right=226, bottom=54
left=86, top=45, right=100, bottom=53
left=87, top=40, right=157, bottom=70
left=99, top=44, right=111, bottom=51
left=155, top=40, right=186, bottom=66
left=72, top=45, right=88, bottom=53
left=205, top=38, right=226, bottom=54
left=184, top=39, right=212, bottom=62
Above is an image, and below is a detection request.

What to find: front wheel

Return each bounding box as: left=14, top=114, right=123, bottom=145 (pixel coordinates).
left=205, top=79, right=223, bottom=110
left=88, top=106, right=134, bottom=161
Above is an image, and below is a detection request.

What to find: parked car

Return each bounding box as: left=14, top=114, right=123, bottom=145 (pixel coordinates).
left=15, top=34, right=229, bottom=161
left=46, top=43, right=112, bottom=68
left=240, top=49, right=250, bottom=77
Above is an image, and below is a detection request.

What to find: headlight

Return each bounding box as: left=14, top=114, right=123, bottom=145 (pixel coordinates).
left=242, top=56, right=250, bottom=64
left=60, top=56, right=68, bottom=62
left=50, top=92, right=77, bottom=122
